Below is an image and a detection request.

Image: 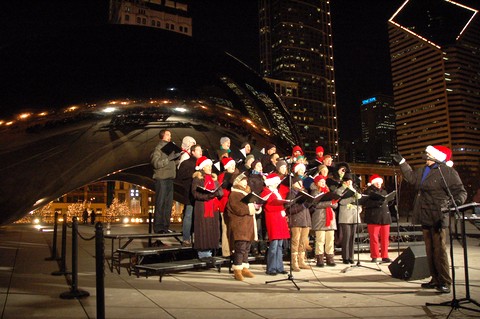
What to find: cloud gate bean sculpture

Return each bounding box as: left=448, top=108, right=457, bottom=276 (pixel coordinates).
left=0, top=25, right=300, bottom=225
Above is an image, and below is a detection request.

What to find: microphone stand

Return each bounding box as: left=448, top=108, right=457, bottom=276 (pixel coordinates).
left=342, top=172, right=380, bottom=273
left=425, top=164, right=480, bottom=316
left=265, top=163, right=308, bottom=290
left=393, top=165, right=401, bottom=257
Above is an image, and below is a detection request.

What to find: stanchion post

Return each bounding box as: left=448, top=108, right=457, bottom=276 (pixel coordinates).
left=60, top=217, right=90, bottom=299
left=52, top=214, right=70, bottom=276
left=45, top=211, right=59, bottom=261
left=95, top=222, right=106, bottom=319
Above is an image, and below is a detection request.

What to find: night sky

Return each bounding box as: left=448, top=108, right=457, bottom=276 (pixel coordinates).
left=2, top=0, right=406, bottom=142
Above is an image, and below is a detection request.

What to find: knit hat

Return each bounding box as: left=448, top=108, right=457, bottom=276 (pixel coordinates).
left=220, top=137, right=230, bottom=145
left=426, top=145, right=453, bottom=167
left=233, top=172, right=247, bottom=185
left=265, top=173, right=281, bottom=187
left=221, top=157, right=235, bottom=170
left=195, top=156, right=213, bottom=171
left=292, top=145, right=304, bottom=155
left=181, top=136, right=196, bottom=149
left=316, top=146, right=324, bottom=153
left=276, top=159, right=287, bottom=171
left=314, top=175, right=327, bottom=185
left=293, top=163, right=306, bottom=174
left=368, top=174, right=383, bottom=185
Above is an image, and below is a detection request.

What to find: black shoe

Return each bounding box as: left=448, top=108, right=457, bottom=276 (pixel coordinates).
left=381, top=258, right=392, bottom=263
left=343, top=259, right=349, bottom=264
left=266, top=272, right=277, bottom=276
left=371, top=258, right=378, bottom=263
left=436, top=284, right=451, bottom=294
left=348, top=259, right=355, bottom=264
left=152, top=240, right=165, bottom=247
left=421, top=281, right=437, bottom=289
left=279, top=271, right=288, bottom=274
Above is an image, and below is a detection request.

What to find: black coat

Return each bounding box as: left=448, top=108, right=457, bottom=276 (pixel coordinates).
left=362, top=185, right=392, bottom=225
left=176, top=156, right=196, bottom=205
left=400, top=162, right=467, bottom=228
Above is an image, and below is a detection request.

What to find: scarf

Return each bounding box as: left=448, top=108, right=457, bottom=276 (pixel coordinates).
left=320, top=186, right=334, bottom=227
left=421, top=163, right=437, bottom=184
left=203, top=174, right=216, bottom=218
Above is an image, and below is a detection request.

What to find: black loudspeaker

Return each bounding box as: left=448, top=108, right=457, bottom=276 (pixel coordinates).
left=388, top=245, right=430, bottom=281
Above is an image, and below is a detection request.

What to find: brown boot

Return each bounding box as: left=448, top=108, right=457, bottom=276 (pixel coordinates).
left=326, top=254, right=336, bottom=267
left=316, top=254, right=324, bottom=267
left=291, top=253, right=300, bottom=272
left=241, top=264, right=255, bottom=278
left=234, top=269, right=244, bottom=281
left=298, top=252, right=311, bottom=269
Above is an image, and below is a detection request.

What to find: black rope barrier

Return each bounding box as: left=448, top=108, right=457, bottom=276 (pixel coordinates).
left=95, top=222, right=105, bottom=319
left=60, top=217, right=90, bottom=299
left=51, top=214, right=70, bottom=276
left=45, top=211, right=59, bottom=261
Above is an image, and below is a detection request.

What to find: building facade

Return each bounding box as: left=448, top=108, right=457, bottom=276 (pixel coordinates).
left=259, top=0, right=338, bottom=157
left=360, top=94, right=397, bottom=164
left=109, top=0, right=192, bottom=36
left=388, top=0, right=480, bottom=184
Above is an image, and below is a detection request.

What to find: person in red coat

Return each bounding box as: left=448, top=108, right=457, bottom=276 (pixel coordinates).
left=261, top=173, right=290, bottom=275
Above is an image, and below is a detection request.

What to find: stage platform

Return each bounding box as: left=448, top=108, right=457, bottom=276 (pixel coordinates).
left=1, top=222, right=479, bottom=319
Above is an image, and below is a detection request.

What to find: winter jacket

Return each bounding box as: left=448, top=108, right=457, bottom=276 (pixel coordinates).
left=310, top=187, right=338, bottom=231
left=400, top=162, right=467, bottom=228
left=151, top=140, right=176, bottom=180
left=362, top=185, right=392, bottom=225
left=335, top=185, right=362, bottom=224
left=286, top=188, right=312, bottom=227
left=225, top=185, right=259, bottom=242
left=261, top=187, right=290, bottom=240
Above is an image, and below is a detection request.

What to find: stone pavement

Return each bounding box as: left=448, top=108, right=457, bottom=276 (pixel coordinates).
left=1, top=222, right=479, bottom=319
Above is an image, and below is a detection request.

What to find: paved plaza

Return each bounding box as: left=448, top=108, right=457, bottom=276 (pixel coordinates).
left=1, top=222, right=479, bottom=319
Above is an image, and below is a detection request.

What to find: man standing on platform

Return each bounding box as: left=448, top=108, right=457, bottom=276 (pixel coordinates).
left=392, top=145, right=467, bottom=294
left=151, top=129, right=179, bottom=234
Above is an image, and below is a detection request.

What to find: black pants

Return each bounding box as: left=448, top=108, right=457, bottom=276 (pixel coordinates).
left=233, top=240, right=251, bottom=266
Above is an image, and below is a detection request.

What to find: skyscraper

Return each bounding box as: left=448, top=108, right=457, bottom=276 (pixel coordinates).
left=259, top=0, right=338, bottom=157
left=388, top=0, right=480, bottom=177
left=360, top=94, right=397, bottom=164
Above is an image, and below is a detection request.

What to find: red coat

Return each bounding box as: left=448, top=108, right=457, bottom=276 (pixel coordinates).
left=261, top=187, right=290, bottom=240
left=217, top=172, right=231, bottom=213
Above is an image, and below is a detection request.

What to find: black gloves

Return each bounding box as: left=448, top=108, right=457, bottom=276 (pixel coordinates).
left=391, top=153, right=404, bottom=165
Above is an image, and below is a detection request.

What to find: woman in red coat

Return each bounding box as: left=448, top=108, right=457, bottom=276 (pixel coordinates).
left=261, top=173, right=290, bottom=275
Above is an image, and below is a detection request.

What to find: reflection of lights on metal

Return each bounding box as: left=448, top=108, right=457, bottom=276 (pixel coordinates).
left=123, top=217, right=129, bottom=223
left=167, top=87, right=177, bottom=91
left=34, top=198, right=47, bottom=206
left=58, top=218, right=64, bottom=222
left=226, top=113, right=232, bottom=117
left=19, top=113, right=32, bottom=120
left=162, top=100, right=170, bottom=104
left=0, top=120, right=4, bottom=125
left=6, top=121, right=14, bottom=125
left=103, top=107, right=117, bottom=113
left=174, top=107, right=187, bottom=113
left=33, top=218, right=40, bottom=224
left=245, top=119, right=253, bottom=124
left=34, top=225, right=42, bottom=230
left=38, top=112, right=48, bottom=117
left=120, top=101, right=129, bottom=105
left=200, top=105, right=208, bottom=109
left=66, top=106, right=78, bottom=112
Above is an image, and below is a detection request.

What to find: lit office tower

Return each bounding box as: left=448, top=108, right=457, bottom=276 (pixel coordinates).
left=109, top=0, right=192, bottom=36
left=360, top=94, right=397, bottom=164
left=388, top=0, right=480, bottom=176
left=259, top=0, right=338, bottom=156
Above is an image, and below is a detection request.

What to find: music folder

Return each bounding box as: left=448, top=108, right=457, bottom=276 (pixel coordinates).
left=241, top=192, right=271, bottom=204
left=161, top=142, right=182, bottom=156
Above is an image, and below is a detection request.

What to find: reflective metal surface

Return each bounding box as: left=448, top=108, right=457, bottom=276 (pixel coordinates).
left=0, top=25, right=299, bottom=225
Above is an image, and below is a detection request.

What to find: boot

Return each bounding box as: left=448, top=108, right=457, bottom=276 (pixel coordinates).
left=298, top=252, right=311, bottom=269
left=241, top=268, right=255, bottom=278
left=316, top=254, right=324, bottom=267
left=291, top=253, right=300, bottom=272
left=233, top=268, right=244, bottom=281
left=326, top=254, right=336, bottom=267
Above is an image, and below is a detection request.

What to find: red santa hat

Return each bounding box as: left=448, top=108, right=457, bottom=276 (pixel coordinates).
left=292, top=145, right=304, bottom=155
left=195, top=156, right=213, bottom=171
left=316, top=146, right=324, bottom=153
left=221, top=157, right=235, bottom=170
left=368, top=174, right=383, bottom=186
left=314, top=175, right=327, bottom=185
left=426, top=145, right=453, bottom=167
left=265, top=173, right=281, bottom=187
left=293, top=163, right=306, bottom=174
